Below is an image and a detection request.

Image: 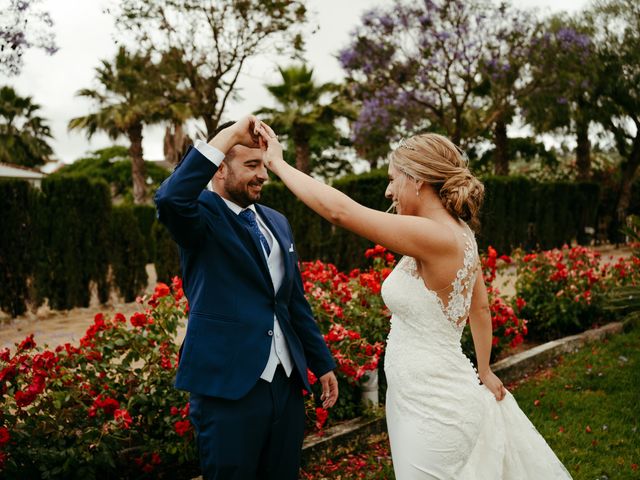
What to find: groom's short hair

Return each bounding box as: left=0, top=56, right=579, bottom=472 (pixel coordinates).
left=207, top=121, right=236, bottom=142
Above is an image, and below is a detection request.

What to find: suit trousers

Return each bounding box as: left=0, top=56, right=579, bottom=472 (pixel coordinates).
left=189, top=366, right=305, bottom=480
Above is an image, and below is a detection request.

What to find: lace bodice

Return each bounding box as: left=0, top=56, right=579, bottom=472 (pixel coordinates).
left=382, top=225, right=480, bottom=344
left=396, top=229, right=479, bottom=330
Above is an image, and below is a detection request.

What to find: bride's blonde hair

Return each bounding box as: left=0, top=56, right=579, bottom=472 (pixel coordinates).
left=389, top=133, right=484, bottom=230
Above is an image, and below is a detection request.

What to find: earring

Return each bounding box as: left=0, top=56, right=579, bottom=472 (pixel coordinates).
left=416, top=188, right=420, bottom=197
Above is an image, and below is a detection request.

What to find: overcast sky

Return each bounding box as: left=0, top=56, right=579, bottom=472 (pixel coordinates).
left=0, top=0, right=589, bottom=165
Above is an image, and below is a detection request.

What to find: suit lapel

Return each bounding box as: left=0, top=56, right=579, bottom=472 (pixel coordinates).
left=256, top=204, right=292, bottom=292
left=211, top=194, right=273, bottom=290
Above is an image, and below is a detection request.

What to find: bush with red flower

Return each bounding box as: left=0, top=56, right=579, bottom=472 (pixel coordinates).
left=513, top=245, right=640, bottom=341
left=0, top=278, right=196, bottom=478
left=458, top=246, right=528, bottom=363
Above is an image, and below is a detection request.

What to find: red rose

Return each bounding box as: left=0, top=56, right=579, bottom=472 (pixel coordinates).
left=154, top=282, right=171, bottom=298
left=130, top=312, right=149, bottom=327
left=17, top=334, right=36, bottom=352
left=0, top=426, right=10, bottom=445
left=307, top=369, right=318, bottom=386
left=114, top=409, right=133, bottom=429
left=0, top=348, right=10, bottom=362
left=174, top=419, right=192, bottom=437
left=315, top=407, right=329, bottom=430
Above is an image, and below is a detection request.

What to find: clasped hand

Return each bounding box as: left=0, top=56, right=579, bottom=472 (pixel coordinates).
left=228, top=115, right=284, bottom=169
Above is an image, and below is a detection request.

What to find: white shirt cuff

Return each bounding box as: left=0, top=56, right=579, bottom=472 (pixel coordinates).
left=195, top=140, right=225, bottom=167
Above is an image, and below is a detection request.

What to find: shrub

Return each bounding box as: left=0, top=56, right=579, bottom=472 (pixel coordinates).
left=132, top=205, right=157, bottom=263
left=460, top=246, right=528, bottom=363
left=0, top=180, right=37, bottom=317
left=514, top=245, right=640, bottom=341
left=0, top=280, right=194, bottom=478
left=152, top=221, right=181, bottom=285
left=109, top=206, right=148, bottom=302
left=35, top=176, right=111, bottom=310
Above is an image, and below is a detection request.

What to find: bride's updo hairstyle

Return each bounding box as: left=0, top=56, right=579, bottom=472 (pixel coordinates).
left=389, top=133, right=484, bottom=230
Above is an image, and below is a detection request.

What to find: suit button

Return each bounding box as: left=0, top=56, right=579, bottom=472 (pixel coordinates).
left=274, top=300, right=278, bottom=307
left=268, top=330, right=274, bottom=336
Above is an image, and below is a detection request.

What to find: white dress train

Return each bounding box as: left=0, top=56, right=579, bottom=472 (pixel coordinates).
left=381, top=226, right=572, bottom=479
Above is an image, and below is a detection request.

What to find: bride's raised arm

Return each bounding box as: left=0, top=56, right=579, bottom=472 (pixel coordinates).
left=255, top=123, right=454, bottom=261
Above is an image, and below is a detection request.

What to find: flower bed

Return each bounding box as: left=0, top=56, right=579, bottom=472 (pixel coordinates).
left=1, top=244, right=637, bottom=477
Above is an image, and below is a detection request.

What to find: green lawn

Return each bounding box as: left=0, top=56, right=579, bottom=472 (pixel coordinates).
left=511, top=324, right=640, bottom=479
left=303, top=324, right=640, bottom=479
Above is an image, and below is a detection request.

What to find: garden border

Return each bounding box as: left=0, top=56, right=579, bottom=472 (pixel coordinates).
left=299, top=321, right=624, bottom=466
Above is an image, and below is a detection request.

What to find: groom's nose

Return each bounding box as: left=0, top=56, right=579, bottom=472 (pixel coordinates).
left=256, top=163, right=268, bottom=182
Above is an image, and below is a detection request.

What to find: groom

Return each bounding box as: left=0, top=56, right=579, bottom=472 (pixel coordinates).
left=155, top=116, right=338, bottom=480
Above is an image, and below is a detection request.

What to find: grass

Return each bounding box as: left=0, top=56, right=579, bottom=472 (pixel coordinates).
left=302, top=325, right=640, bottom=479
left=510, top=324, right=640, bottom=479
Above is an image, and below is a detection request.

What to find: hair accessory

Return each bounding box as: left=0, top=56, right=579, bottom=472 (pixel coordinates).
left=398, top=138, right=417, bottom=151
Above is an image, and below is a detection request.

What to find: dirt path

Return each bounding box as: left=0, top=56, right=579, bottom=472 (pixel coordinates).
left=1, top=245, right=635, bottom=353
left=0, top=265, right=187, bottom=353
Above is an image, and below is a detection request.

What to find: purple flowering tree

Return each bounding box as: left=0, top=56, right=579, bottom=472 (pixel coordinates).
left=339, top=0, right=536, bottom=170
left=0, top=0, right=57, bottom=76
left=521, top=15, right=599, bottom=180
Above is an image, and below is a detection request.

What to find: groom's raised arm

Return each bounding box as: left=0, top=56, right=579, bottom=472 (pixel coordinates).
left=155, top=115, right=261, bottom=249
left=154, top=143, right=221, bottom=250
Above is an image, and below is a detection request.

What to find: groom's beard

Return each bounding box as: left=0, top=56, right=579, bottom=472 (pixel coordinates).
left=224, top=178, right=263, bottom=208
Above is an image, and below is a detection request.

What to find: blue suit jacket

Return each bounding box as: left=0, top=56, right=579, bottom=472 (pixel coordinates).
left=155, top=146, right=336, bottom=400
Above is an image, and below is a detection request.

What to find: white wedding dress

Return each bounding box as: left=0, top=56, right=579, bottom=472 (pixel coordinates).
left=381, top=225, right=572, bottom=479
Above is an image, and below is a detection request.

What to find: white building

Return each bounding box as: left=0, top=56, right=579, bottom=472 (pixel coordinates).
left=0, top=162, right=47, bottom=188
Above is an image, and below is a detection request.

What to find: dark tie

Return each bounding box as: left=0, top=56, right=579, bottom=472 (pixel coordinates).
left=239, top=209, right=271, bottom=257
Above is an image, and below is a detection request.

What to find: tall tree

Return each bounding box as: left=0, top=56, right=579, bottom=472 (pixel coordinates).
left=68, top=47, right=183, bottom=204
left=0, top=85, right=53, bottom=167
left=257, top=64, right=352, bottom=175
left=113, top=0, right=307, bottom=139
left=588, top=0, right=640, bottom=226
left=339, top=0, right=536, bottom=169
left=0, top=0, right=57, bottom=76
left=522, top=15, right=599, bottom=180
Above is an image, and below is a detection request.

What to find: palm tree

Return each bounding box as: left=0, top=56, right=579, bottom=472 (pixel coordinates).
left=0, top=86, right=53, bottom=167
left=69, top=47, right=187, bottom=204
left=257, top=64, right=352, bottom=175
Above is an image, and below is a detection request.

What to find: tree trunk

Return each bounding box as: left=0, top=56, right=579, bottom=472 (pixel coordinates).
left=128, top=123, right=146, bottom=205
left=493, top=119, right=509, bottom=176
left=295, top=142, right=312, bottom=175
left=615, top=134, right=640, bottom=228
left=576, top=120, right=591, bottom=181
left=164, top=123, right=192, bottom=165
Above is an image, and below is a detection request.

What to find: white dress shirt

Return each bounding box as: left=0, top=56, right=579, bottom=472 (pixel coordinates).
left=194, top=140, right=294, bottom=382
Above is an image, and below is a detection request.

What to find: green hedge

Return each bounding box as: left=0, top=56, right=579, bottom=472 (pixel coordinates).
left=0, top=180, right=37, bottom=316
left=0, top=170, right=629, bottom=317
left=132, top=204, right=157, bottom=263
left=110, top=206, right=148, bottom=302
left=153, top=220, right=181, bottom=285
left=261, top=173, right=604, bottom=267
left=0, top=178, right=147, bottom=317
left=35, top=176, right=111, bottom=310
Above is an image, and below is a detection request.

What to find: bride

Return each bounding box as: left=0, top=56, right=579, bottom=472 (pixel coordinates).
left=255, top=122, right=571, bottom=479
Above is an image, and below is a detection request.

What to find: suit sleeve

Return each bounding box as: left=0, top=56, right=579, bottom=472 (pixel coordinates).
left=154, top=146, right=218, bottom=250
left=286, top=227, right=337, bottom=378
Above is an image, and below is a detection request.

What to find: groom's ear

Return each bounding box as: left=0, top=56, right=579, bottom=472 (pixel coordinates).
left=215, top=161, right=227, bottom=178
